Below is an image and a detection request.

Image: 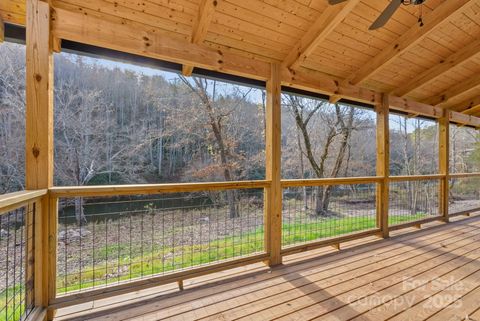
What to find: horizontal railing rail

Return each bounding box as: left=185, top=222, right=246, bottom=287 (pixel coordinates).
left=389, top=174, right=445, bottom=182
left=449, top=172, right=480, bottom=178
left=50, top=180, right=271, bottom=197
left=0, top=190, right=47, bottom=215
left=281, top=176, right=383, bottom=187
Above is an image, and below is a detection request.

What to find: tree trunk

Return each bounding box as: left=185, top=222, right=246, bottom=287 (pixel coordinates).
left=180, top=77, right=239, bottom=218
left=315, top=186, right=332, bottom=215
left=74, top=197, right=86, bottom=226
left=295, top=124, right=308, bottom=210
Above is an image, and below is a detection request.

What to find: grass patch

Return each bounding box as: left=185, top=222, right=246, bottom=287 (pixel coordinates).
left=0, top=285, right=30, bottom=321
left=388, top=213, right=430, bottom=225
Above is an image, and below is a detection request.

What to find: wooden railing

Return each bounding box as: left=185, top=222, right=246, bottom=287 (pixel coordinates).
left=48, top=180, right=270, bottom=309
left=1, top=173, right=480, bottom=317
left=0, top=190, right=48, bottom=321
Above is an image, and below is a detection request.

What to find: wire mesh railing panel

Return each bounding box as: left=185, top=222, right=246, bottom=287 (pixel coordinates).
left=389, top=179, right=440, bottom=226
left=449, top=176, right=480, bottom=215
left=0, top=206, right=35, bottom=321
left=281, top=184, right=377, bottom=248
left=56, top=189, right=264, bottom=294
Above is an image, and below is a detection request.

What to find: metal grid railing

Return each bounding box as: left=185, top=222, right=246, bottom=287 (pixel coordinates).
left=449, top=175, right=480, bottom=215
left=281, top=183, right=377, bottom=248
left=0, top=206, right=35, bottom=321
left=389, top=179, right=440, bottom=226
left=56, top=189, right=264, bottom=294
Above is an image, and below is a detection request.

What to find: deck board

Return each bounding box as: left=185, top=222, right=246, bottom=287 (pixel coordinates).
left=55, top=216, right=480, bottom=321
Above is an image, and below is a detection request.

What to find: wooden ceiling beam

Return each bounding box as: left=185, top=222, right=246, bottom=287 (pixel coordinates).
left=348, top=0, right=474, bottom=86
left=50, top=6, right=480, bottom=127
left=282, top=0, right=360, bottom=71
left=393, top=38, right=480, bottom=97
left=424, top=73, right=480, bottom=107
left=388, top=95, right=443, bottom=118
left=182, top=0, right=217, bottom=77
left=450, top=96, right=480, bottom=113
left=450, top=111, right=480, bottom=128
left=462, top=105, right=480, bottom=116
left=281, top=67, right=380, bottom=106
left=51, top=6, right=268, bottom=80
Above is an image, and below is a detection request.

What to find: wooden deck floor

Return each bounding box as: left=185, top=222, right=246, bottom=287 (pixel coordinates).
left=55, top=215, right=480, bottom=321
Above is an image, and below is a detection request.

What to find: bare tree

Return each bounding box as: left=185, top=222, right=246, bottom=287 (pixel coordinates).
left=284, top=95, right=358, bottom=216
left=178, top=76, right=254, bottom=218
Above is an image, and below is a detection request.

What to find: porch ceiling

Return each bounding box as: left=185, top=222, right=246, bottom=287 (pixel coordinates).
left=2, top=0, right=480, bottom=117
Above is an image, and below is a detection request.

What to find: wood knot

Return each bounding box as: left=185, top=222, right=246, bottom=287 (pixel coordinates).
left=218, top=59, right=223, bottom=64
left=35, top=74, right=42, bottom=82
left=143, top=36, right=149, bottom=41
left=213, top=0, right=218, bottom=6
left=32, top=146, right=40, bottom=158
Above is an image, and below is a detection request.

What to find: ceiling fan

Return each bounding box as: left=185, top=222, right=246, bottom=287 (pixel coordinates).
left=328, top=0, right=426, bottom=30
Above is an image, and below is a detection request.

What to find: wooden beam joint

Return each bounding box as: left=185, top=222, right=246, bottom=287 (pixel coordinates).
left=182, top=0, right=218, bottom=76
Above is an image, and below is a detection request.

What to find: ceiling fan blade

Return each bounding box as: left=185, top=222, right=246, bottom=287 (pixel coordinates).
left=328, top=0, right=348, bottom=5
left=369, top=0, right=403, bottom=30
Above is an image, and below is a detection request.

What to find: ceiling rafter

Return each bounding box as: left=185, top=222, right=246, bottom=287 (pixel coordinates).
left=281, top=0, right=361, bottom=72
left=347, top=0, right=474, bottom=86
left=393, top=38, right=480, bottom=97
left=424, top=73, right=480, bottom=107
left=182, top=0, right=218, bottom=76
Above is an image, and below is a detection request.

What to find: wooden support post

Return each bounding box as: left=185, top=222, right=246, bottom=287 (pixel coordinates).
left=0, top=15, right=4, bottom=43
left=26, top=0, right=55, bottom=318
left=376, top=94, right=390, bottom=238
left=177, top=280, right=184, bottom=291
left=332, top=243, right=340, bottom=250
left=264, top=63, right=282, bottom=266
left=439, top=110, right=450, bottom=222
left=26, top=0, right=54, bottom=189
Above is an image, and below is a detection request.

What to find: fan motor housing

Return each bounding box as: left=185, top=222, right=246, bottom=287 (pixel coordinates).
left=403, top=0, right=426, bottom=5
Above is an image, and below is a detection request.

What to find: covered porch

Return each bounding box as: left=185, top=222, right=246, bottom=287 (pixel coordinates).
left=1, top=0, right=480, bottom=320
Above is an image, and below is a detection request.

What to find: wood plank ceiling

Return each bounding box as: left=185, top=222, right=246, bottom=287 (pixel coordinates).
left=1, top=0, right=480, bottom=116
